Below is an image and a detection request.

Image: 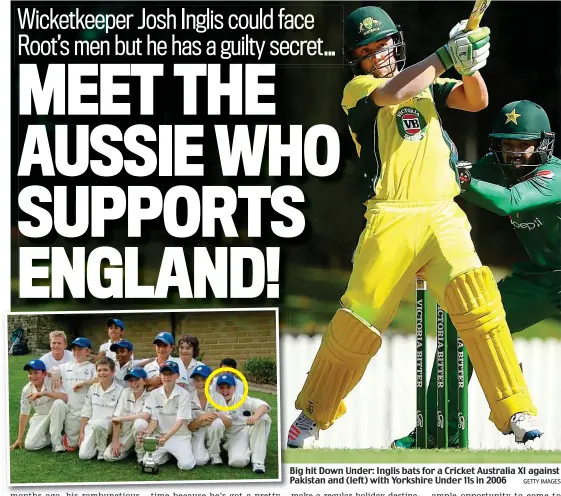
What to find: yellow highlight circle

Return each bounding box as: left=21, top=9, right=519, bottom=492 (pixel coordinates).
left=204, top=367, right=248, bottom=412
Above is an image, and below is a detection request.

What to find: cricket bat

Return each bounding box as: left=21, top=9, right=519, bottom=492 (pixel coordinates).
left=466, top=0, right=491, bottom=31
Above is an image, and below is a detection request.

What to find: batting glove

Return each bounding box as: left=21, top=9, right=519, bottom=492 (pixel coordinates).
left=457, top=161, right=473, bottom=192
left=447, top=24, right=491, bottom=76
left=449, top=20, right=470, bottom=40
left=435, top=22, right=490, bottom=75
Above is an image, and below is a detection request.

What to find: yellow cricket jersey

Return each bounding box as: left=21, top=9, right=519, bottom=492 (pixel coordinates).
left=341, top=75, right=461, bottom=201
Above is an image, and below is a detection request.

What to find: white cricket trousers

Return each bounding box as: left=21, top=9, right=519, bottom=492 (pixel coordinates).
left=63, top=410, right=81, bottom=448
left=79, top=419, right=111, bottom=460
left=192, top=418, right=224, bottom=465
left=24, top=399, right=67, bottom=450
left=224, top=415, right=271, bottom=467
left=142, top=435, right=196, bottom=471
left=104, top=419, right=148, bottom=462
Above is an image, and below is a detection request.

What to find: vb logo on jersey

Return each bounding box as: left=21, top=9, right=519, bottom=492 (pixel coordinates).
left=396, top=107, right=427, bottom=141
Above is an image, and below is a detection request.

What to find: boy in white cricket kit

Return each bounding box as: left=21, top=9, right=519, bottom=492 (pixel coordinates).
left=178, top=335, right=205, bottom=374
left=143, top=332, right=188, bottom=391
left=79, top=357, right=123, bottom=460
left=40, top=331, right=73, bottom=371
left=10, top=359, right=68, bottom=453
left=209, top=358, right=245, bottom=396
left=104, top=367, right=150, bottom=462
left=217, top=374, right=271, bottom=474
left=110, top=340, right=154, bottom=388
left=95, top=318, right=126, bottom=362
left=188, top=365, right=232, bottom=466
left=54, top=337, right=97, bottom=451
left=139, top=360, right=195, bottom=471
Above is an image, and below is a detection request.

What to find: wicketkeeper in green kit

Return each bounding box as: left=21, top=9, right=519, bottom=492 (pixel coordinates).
left=394, top=100, right=559, bottom=448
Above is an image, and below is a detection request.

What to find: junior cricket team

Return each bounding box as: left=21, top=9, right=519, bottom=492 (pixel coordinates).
left=10, top=318, right=272, bottom=475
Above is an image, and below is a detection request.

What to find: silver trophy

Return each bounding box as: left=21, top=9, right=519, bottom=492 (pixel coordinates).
left=139, top=435, right=160, bottom=474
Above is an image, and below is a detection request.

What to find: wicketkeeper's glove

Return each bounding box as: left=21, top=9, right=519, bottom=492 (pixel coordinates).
left=457, top=161, right=473, bottom=192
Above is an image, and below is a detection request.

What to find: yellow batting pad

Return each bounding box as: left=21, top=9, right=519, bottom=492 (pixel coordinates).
left=445, top=267, right=536, bottom=432
left=334, top=401, right=347, bottom=422
left=295, top=308, right=381, bottom=429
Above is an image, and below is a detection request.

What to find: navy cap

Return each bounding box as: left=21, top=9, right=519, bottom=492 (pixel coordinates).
left=71, top=337, right=92, bottom=349
left=107, top=318, right=125, bottom=330
left=110, top=339, right=133, bottom=352
left=23, top=359, right=47, bottom=372
left=124, top=367, right=148, bottom=381
left=190, top=364, right=211, bottom=379
left=153, top=331, right=174, bottom=346
left=216, top=373, right=236, bottom=387
left=160, top=360, right=179, bottom=374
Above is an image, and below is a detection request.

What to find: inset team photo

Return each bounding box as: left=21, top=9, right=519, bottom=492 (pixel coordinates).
left=6, top=309, right=280, bottom=484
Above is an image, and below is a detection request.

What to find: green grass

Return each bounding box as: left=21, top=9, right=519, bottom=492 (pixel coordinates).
left=283, top=449, right=561, bottom=464
left=8, top=356, right=279, bottom=484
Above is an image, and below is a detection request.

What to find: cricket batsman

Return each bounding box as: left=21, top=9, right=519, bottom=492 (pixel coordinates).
left=394, top=100, right=558, bottom=448
left=288, top=6, right=542, bottom=448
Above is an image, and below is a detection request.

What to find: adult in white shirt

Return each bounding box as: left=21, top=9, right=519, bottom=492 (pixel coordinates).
left=40, top=330, right=73, bottom=371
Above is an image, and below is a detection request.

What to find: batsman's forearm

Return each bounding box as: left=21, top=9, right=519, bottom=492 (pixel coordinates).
left=460, top=72, right=488, bottom=110
left=373, top=53, right=445, bottom=106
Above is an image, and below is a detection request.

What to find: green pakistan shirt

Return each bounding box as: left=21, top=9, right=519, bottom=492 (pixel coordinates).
left=462, top=154, right=561, bottom=269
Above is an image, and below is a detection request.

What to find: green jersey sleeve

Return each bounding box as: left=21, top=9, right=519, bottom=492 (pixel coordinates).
left=432, top=77, right=459, bottom=107
left=463, top=158, right=561, bottom=216
left=467, top=154, right=501, bottom=183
